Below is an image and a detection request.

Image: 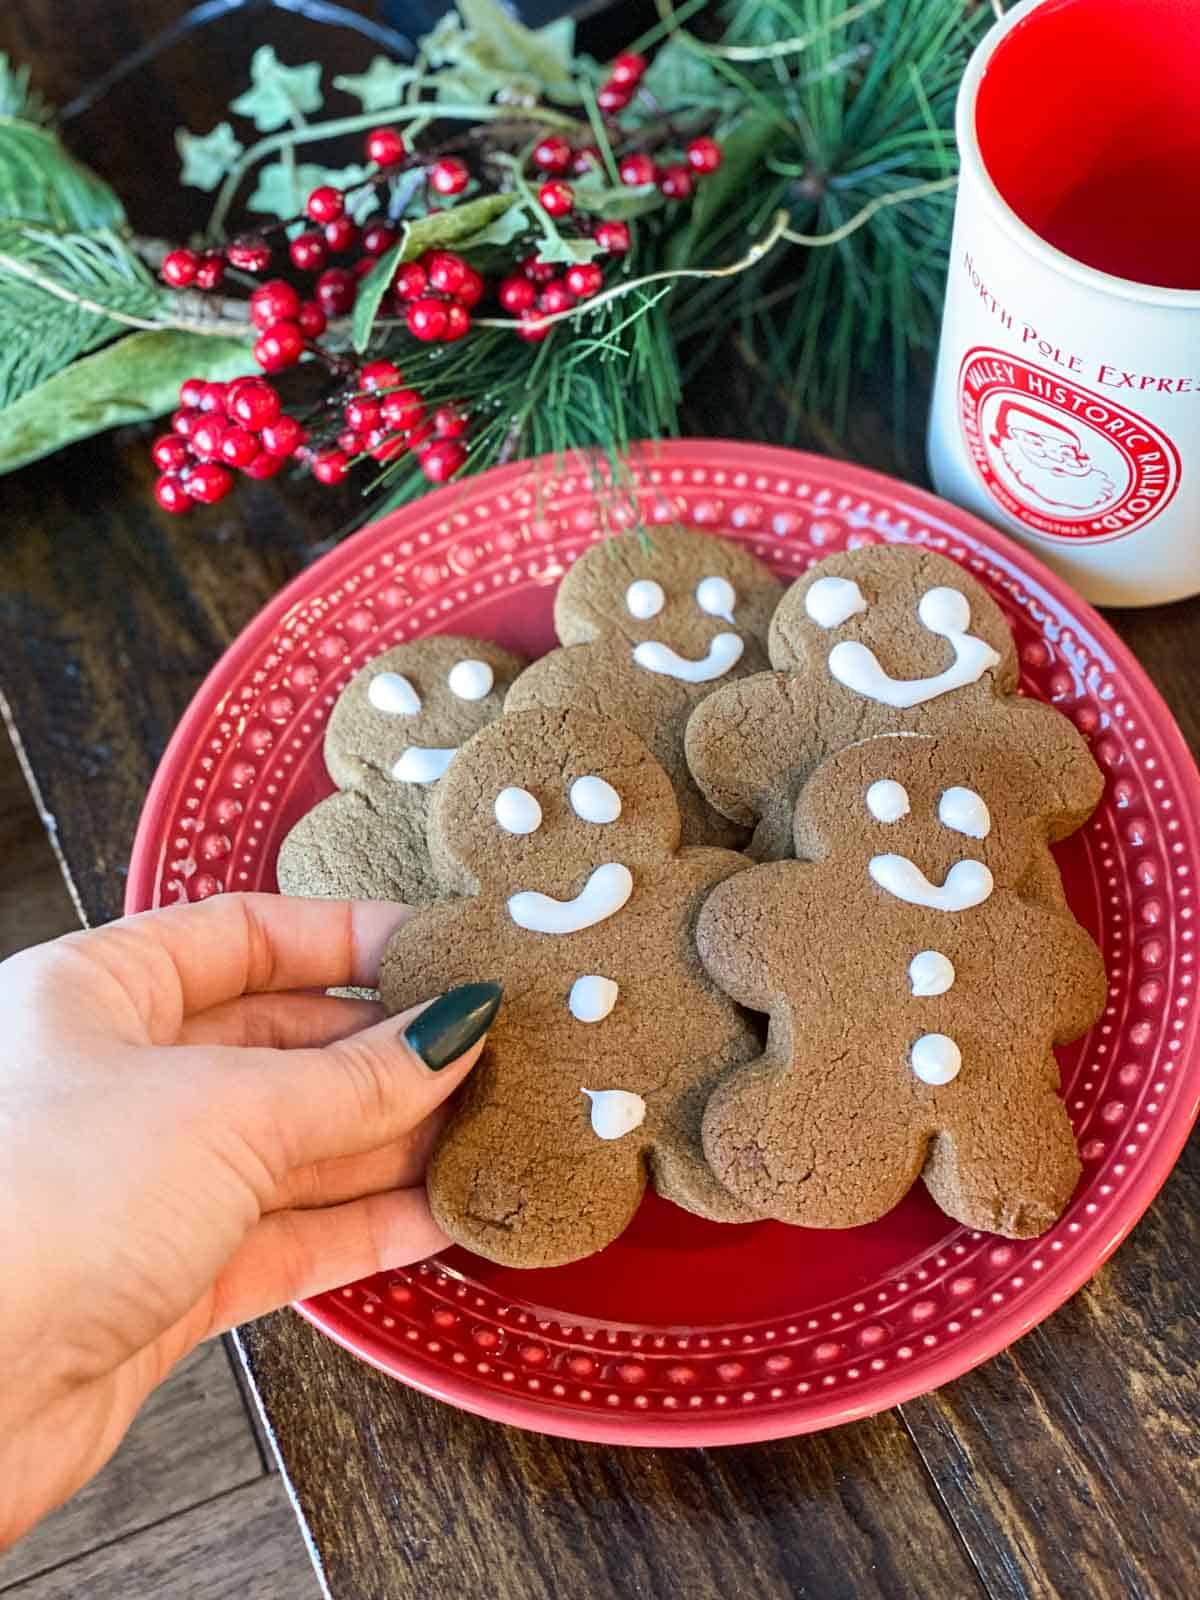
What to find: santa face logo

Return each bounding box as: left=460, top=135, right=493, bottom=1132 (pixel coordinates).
left=958, top=347, right=1181, bottom=543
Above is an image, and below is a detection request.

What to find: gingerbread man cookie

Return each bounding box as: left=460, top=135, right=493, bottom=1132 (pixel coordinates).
left=685, top=545, right=1103, bottom=868
left=378, top=707, right=761, bottom=1268
left=505, top=526, right=783, bottom=847
left=277, top=635, right=526, bottom=903
left=697, top=734, right=1107, bottom=1238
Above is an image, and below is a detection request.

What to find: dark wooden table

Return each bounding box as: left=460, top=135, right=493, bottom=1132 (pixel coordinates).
left=2, top=4, right=1198, bottom=1596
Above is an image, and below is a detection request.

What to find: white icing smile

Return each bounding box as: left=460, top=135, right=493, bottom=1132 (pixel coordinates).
left=582, top=1087, right=646, bottom=1139
left=391, top=746, right=456, bottom=783
left=869, top=854, right=993, bottom=911
left=633, top=632, right=743, bottom=683
left=508, top=862, right=633, bottom=935
left=827, top=586, right=1001, bottom=709
left=368, top=671, right=421, bottom=715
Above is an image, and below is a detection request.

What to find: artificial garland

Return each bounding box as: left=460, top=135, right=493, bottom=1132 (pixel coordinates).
left=0, top=0, right=992, bottom=520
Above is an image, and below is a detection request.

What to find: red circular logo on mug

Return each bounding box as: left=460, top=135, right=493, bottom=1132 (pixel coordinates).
left=957, top=347, right=1181, bottom=543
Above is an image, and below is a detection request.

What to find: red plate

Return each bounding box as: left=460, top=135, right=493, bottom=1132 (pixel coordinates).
left=127, top=441, right=1200, bottom=1446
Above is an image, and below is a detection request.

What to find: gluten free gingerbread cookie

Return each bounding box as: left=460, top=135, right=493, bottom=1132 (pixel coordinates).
left=378, top=706, right=760, bottom=1268
left=505, top=526, right=783, bottom=847
left=697, top=734, right=1107, bottom=1238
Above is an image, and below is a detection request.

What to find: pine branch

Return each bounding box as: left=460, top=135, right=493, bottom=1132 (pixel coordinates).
left=0, top=53, right=54, bottom=125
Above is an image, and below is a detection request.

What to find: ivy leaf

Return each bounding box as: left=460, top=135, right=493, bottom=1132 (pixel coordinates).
left=350, top=242, right=401, bottom=354
left=571, top=169, right=660, bottom=222
left=0, top=120, right=125, bottom=229
left=333, top=57, right=416, bottom=111
left=456, top=0, right=576, bottom=94
left=246, top=161, right=328, bottom=219
left=639, top=39, right=739, bottom=114
left=230, top=48, right=323, bottom=133
left=175, top=122, right=244, bottom=193
left=0, top=330, right=252, bottom=475
left=529, top=232, right=602, bottom=266
left=463, top=202, right=531, bottom=248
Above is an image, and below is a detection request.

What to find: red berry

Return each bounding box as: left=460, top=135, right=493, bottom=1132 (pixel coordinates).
left=538, top=180, right=574, bottom=217
left=311, top=448, right=351, bottom=485
left=219, top=427, right=260, bottom=468
left=362, top=223, right=397, bottom=257
left=228, top=379, right=281, bottom=429
left=538, top=281, right=576, bottom=316
left=659, top=164, right=694, bottom=200
left=457, top=266, right=485, bottom=308
left=179, top=377, right=206, bottom=408
left=152, top=434, right=191, bottom=471
left=306, top=185, right=344, bottom=224
left=498, top=274, right=535, bottom=313
left=429, top=158, right=469, bottom=196
left=253, top=320, right=305, bottom=372
left=194, top=381, right=227, bottom=413
left=594, top=219, right=631, bottom=255
left=290, top=231, right=327, bottom=271
left=155, top=473, right=190, bottom=513
left=259, top=415, right=305, bottom=457
left=225, top=236, right=271, bottom=272
left=190, top=416, right=227, bottom=460
left=565, top=262, right=603, bottom=299
left=610, top=51, right=647, bottom=86
left=194, top=252, right=225, bottom=290
left=597, top=82, right=632, bottom=114
left=297, top=299, right=327, bottom=338
left=344, top=396, right=382, bottom=432
left=315, top=267, right=356, bottom=314
left=392, top=261, right=427, bottom=301
left=425, top=250, right=469, bottom=295
left=686, top=136, right=723, bottom=175
left=367, top=429, right=407, bottom=462
left=161, top=248, right=198, bottom=287
left=250, top=279, right=301, bottom=329
left=337, top=427, right=363, bottom=454
left=517, top=307, right=551, bottom=341
left=242, top=451, right=287, bottom=479
left=360, top=359, right=401, bottom=390
left=619, top=153, right=656, bottom=187
left=185, top=461, right=234, bottom=504
left=172, top=406, right=201, bottom=437
left=571, top=146, right=601, bottom=176
left=520, top=254, right=558, bottom=285
left=381, top=387, right=424, bottom=430
left=433, top=404, right=467, bottom=438
left=443, top=301, right=471, bottom=341
left=325, top=216, right=358, bottom=253
left=532, top=135, right=572, bottom=174
left=406, top=297, right=449, bottom=341
left=352, top=257, right=377, bottom=280
left=365, top=126, right=405, bottom=167
left=419, top=438, right=466, bottom=482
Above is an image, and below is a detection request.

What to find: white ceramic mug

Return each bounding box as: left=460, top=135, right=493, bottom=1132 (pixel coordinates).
left=928, top=0, right=1200, bottom=607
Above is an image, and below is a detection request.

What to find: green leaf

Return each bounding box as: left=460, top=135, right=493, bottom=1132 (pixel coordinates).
left=0, top=330, right=252, bottom=475
left=456, top=0, right=576, bottom=92
left=350, top=242, right=401, bottom=354
left=175, top=122, right=244, bottom=193
left=528, top=232, right=603, bottom=267
left=639, top=38, right=739, bottom=114
left=571, top=169, right=660, bottom=222
left=462, top=202, right=531, bottom=248
left=246, top=159, right=372, bottom=221
left=0, top=120, right=125, bottom=228
left=230, top=47, right=323, bottom=133
left=333, top=56, right=417, bottom=110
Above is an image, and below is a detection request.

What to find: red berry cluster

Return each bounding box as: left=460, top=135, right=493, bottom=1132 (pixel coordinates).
left=618, top=136, right=723, bottom=203
left=312, top=358, right=468, bottom=486
left=596, top=51, right=647, bottom=115
left=497, top=253, right=608, bottom=341
left=153, top=376, right=306, bottom=511
left=381, top=249, right=486, bottom=343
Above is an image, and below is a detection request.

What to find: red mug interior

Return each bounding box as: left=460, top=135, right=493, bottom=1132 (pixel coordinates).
left=974, top=0, right=1200, bottom=291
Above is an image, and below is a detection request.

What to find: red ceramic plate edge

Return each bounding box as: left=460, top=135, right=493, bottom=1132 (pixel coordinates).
left=125, top=441, right=1200, bottom=1447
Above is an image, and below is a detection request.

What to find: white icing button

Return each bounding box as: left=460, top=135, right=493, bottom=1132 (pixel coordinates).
left=508, top=863, right=633, bottom=935
left=911, top=1033, right=962, bottom=1086
left=367, top=671, right=421, bottom=716
left=696, top=575, right=736, bottom=623
left=626, top=579, right=665, bottom=620
left=804, top=575, right=867, bottom=628
left=632, top=632, right=743, bottom=683
left=869, top=854, right=993, bottom=911
left=391, top=747, right=456, bottom=784
left=866, top=779, right=910, bottom=824
left=909, top=950, right=956, bottom=997
left=447, top=658, right=494, bottom=701
left=569, top=975, right=619, bottom=1023
left=938, top=786, right=991, bottom=840
left=494, top=786, right=541, bottom=835
left=570, top=775, right=621, bottom=824
left=582, top=1087, right=646, bottom=1140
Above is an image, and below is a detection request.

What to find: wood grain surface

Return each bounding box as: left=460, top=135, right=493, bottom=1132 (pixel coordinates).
left=1, top=3, right=1198, bottom=1598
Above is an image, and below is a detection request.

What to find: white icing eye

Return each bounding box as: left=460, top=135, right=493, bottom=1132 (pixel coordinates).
left=570, top=775, right=621, bottom=824
left=805, top=575, right=868, bottom=629
left=495, top=786, right=542, bottom=835
left=938, top=786, right=991, bottom=839
left=448, top=658, right=494, bottom=701
left=918, top=586, right=971, bottom=636
left=391, top=747, right=455, bottom=784
left=866, top=779, right=910, bottom=823
left=695, top=575, right=736, bottom=624
left=367, top=671, right=421, bottom=716
left=626, top=579, right=665, bottom=620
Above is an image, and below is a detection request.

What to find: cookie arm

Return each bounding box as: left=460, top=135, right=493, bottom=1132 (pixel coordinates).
left=377, top=899, right=488, bottom=1015
left=994, top=696, right=1105, bottom=840
left=1017, top=900, right=1108, bottom=1043
left=696, top=858, right=818, bottom=1014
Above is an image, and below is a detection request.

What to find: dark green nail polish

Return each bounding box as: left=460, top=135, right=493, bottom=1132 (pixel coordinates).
left=404, top=981, right=503, bottom=1070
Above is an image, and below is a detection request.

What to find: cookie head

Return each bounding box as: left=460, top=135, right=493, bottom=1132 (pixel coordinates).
left=795, top=735, right=1046, bottom=897
left=430, top=707, right=680, bottom=898
left=770, top=547, right=1017, bottom=701
left=324, top=635, right=525, bottom=789
left=552, top=525, right=781, bottom=686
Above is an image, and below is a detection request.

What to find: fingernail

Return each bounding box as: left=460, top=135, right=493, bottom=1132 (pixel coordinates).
left=403, top=981, right=503, bottom=1071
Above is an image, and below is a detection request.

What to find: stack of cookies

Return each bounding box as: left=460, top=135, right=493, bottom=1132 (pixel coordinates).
left=278, top=529, right=1107, bottom=1268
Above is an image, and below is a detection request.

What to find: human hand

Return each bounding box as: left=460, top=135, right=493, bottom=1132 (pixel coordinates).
left=0, top=894, right=499, bottom=1547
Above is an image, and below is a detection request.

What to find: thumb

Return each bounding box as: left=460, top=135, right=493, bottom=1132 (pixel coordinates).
left=229, top=980, right=502, bottom=1176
